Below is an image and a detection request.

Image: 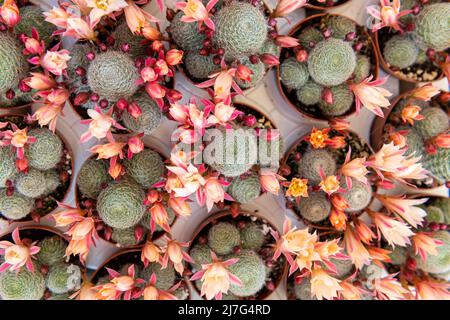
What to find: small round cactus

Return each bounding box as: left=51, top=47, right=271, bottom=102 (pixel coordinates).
left=14, top=5, right=56, bottom=45
left=184, top=52, right=219, bottom=80
left=280, top=58, right=309, bottom=90
left=87, top=50, right=140, bottom=103
left=307, top=38, right=356, bottom=87
left=208, top=222, right=241, bottom=255
left=383, top=36, right=419, bottom=69
left=212, top=2, right=268, bottom=61
left=425, top=206, right=445, bottom=224
left=25, top=128, right=63, bottom=171
left=96, top=179, right=146, bottom=229
left=394, top=127, right=424, bottom=158
left=37, top=236, right=67, bottom=266
left=0, top=269, right=45, bottom=300
left=296, top=81, right=322, bottom=106
left=414, top=107, right=449, bottom=140
left=298, top=27, right=324, bottom=49
left=432, top=198, right=450, bottom=224
left=141, top=263, right=175, bottom=291
left=414, top=3, right=450, bottom=52
left=77, top=158, right=112, bottom=199
left=0, top=84, right=34, bottom=108
left=190, top=244, right=213, bottom=270
left=297, top=191, right=331, bottom=223
left=123, top=148, right=165, bottom=189
left=122, top=93, right=163, bottom=135
left=111, top=227, right=140, bottom=247
left=240, top=223, right=265, bottom=251
left=294, top=278, right=316, bottom=300
left=67, top=42, right=95, bottom=79
left=318, top=84, right=354, bottom=117
left=43, top=170, right=61, bottom=195
left=228, top=174, right=261, bottom=204
left=341, top=179, right=372, bottom=213
left=259, top=39, right=281, bottom=57
left=423, top=148, right=450, bottom=184
left=112, top=22, right=147, bottom=59
left=354, top=55, right=371, bottom=82
left=235, top=57, right=265, bottom=89
left=15, top=168, right=47, bottom=198
left=298, top=149, right=337, bottom=185
left=0, top=189, right=33, bottom=220
left=46, top=263, right=81, bottom=294
left=170, top=11, right=205, bottom=51
left=329, top=257, right=353, bottom=280
left=328, top=15, right=356, bottom=40
left=227, top=250, right=266, bottom=297
left=0, top=33, right=29, bottom=96
left=389, top=246, right=408, bottom=266
left=0, top=146, right=17, bottom=188
left=416, top=230, right=450, bottom=274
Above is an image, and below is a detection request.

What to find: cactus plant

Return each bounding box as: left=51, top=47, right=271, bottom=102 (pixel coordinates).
left=139, top=208, right=176, bottom=232
left=112, top=22, right=147, bottom=59
left=25, top=128, right=63, bottom=171
left=389, top=246, right=408, bottom=266
left=298, top=27, right=324, bottom=49
left=297, top=191, right=331, bottom=223
left=123, top=148, right=165, bottom=189
left=140, top=263, right=175, bottom=291
left=111, top=227, right=140, bottom=247
left=432, top=198, right=450, bottom=224
left=354, top=55, right=371, bottom=82
left=212, top=2, right=267, bottom=61
left=240, top=223, right=265, bottom=251
left=0, top=268, right=45, bottom=300
left=414, top=3, right=450, bottom=52
left=341, top=179, right=372, bottom=213
left=328, top=15, right=356, bottom=40
left=0, top=189, right=33, bottom=220
left=394, top=127, right=424, bottom=158
left=307, top=38, right=356, bottom=87
left=0, top=33, right=29, bottom=96
left=122, top=90, right=163, bottom=135
left=425, top=206, right=445, bottom=224
left=190, top=244, right=213, bottom=270
left=0, top=146, right=17, bottom=187
left=297, top=149, right=337, bottom=185
left=37, top=236, right=67, bottom=266
left=67, top=42, right=95, bottom=79
left=228, top=174, right=261, bottom=204
left=416, top=230, right=450, bottom=274
left=423, top=148, right=450, bottom=184
left=14, top=5, right=56, bottom=45
left=329, top=257, right=353, bottom=280
left=77, top=158, right=112, bottom=199
left=414, top=107, right=449, bottom=140
left=235, top=57, right=265, bottom=89
left=0, top=84, right=34, bottom=108
left=15, top=168, right=47, bottom=198
left=43, top=170, right=61, bottom=196
left=294, top=278, right=316, bottom=300
left=96, top=179, right=146, bottom=229
left=170, top=11, right=205, bottom=51
left=184, top=52, right=219, bottom=80
left=280, top=58, right=309, bottom=90
left=296, top=81, right=322, bottom=106
left=318, top=84, right=354, bottom=117
left=383, top=36, right=419, bottom=69
left=46, top=263, right=81, bottom=294
left=208, top=222, right=241, bottom=255
left=259, top=39, right=280, bottom=57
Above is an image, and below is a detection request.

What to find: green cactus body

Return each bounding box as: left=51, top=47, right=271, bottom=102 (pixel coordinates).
left=424, top=148, right=450, bottom=184
left=432, top=198, right=450, bottom=224
left=25, top=128, right=63, bottom=171
left=294, top=278, right=316, bottom=300
left=113, top=22, right=147, bottom=59
left=328, top=15, right=356, bottom=39
left=329, top=257, right=353, bottom=280
left=37, top=236, right=67, bottom=266
left=190, top=244, right=213, bottom=270
left=395, top=127, right=424, bottom=158
left=111, top=227, right=140, bottom=247
left=240, top=223, right=265, bottom=251
left=307, top=38, right=356, bottom=87
left=414, top=3, right=450, bottom=51
left=208, top=222, right=241, bottom=255
left=173, top=287, right=189, bottom=300
left=0, top=269, right=45, bottom=300
left=140, top=263, right=175, bottom=291
left=96, top=179, right=146, bottom=229
left=184, top=52, right=220, bottom=80
left=123, top=148, right=165, bottom=189
left=0, top=146, right=16, bottom=187
left=16, top=168, right=47, bottom=198
left=87, top=50, right=140, bottom=103
left=389, top=246, right=408, bottom=266
left=0, top=189, right=33, bottom=220
left=341, top=179, right=372, bottom=213
left=416, top=230, right=450, bottom=274
left=298, top=27, right=324, bottom=49
left=280, top=58, right=309, bottom=90
left=227, top=250, right=266, bottom=297
left=415, top=49, right=428, bottom=65
left=0, top=84, right=34, bottom=108
left=383, top=36, right=419, bottom=69
left=122, top=92, right=162, bottom=135
left=414, top=107, right=449, bottom=140
left=296, top=81, right=323, bottom=106
left=170, top=12, right=205, bottom=51
left=212, top=2, right=267, bottom=61
left=46, top=263, right=81, bottom=294
left=77, top=158, right=112, bottom=199
left=297, top=191, right=331, bottom=223
left=67, top=42, right=95, bottom=79
left=259, top=39, right=281, bottom=57
left=14, top=6, right=56, bottom=45
left=354, top=55, right=371, bottom=82
left=298, top=149, right=337, bottom=185
left=236, top=57, right=265, bottom=89
left=425, top=206, right=445, bottom=224
left=0, top=33, right=29, bottom=96
left=43, top=170, right=61, bottom=195
left=318, top=84, right=354, bottom=117
left=228, top=174, right=261, bottom=204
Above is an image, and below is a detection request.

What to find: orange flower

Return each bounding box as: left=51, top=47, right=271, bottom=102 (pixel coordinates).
left=95, top=283, right=118, bottom=300
left=349, top=76, right=391, bottom=117
left=374, top=275, right=409, bottom=300
left=166, top=49, right=183, bottom=66
left=401, top=105, right=424, bottom=125
left=369, top=211, right=414, bottom=247
left=168, top=197, right=192, bottom=216
left=285, top=178, right=308, bottom=198
left=340, top=149, right=369, bottom=186
left=416, top=280, right=450, bottom=300
left=76, top=282, right=97, bottom=300
left=354, top=219, right=375, bottom=245
left=411, top=232, right=443, bottom=262
left=344, top=225, right=371, bottom=270
left=368, top=247, right=392, bottom=264
left=259, top=169, right=282, bottom=195
left=90, top=141, right=126, bottom=160
left=310, top=267, right=342, bottom=300
left=340, top=281, right=365, bottom=300
left=176, top=0, right=216, bottom=30
left=25, top=72, right=57, bottom=91
left=161, top=238, right=193, bottom=275
left=52, top=204, right=85, bottom=227
left=319, top=175, right=340, bottom=195
left=326, top=136, right=346, bottom=149
left=236, top=64, right=253, bottom=83
left=112, top=276, right=135, bottom=292
left=10, top=129, right=29, bottom=148
left=65, top=217, right=97, bottom=263
left=389, top=131, right=407, bottom=148
left=410, top=84, right=441, bottom=101
left=124, top=1, right=158, bottom=35
left=150, top=203, right=171, bottom=233
left=308, top=128, right=329, bottom=149
left=329, top=118, right=350, bottom=132
left=81, top=108, right=119, bottom=142
left=376, top=195, right=427, bottom=228
left=433, top=133, right=450, bottom=149
left=141, top=241, right=161, bottom=267
left=330, top=194, right=349, bottom=212
left=203, top=177, right=226, bottom=211
left=329, top=208, right=347, bottom=231
left=0, top=0, right=20, bottom=27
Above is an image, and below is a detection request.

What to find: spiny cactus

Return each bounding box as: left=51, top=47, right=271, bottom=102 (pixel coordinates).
left=298, top=149, right=337, bottom=185
left=212, top=2, right=268, bottom=61
left=298, top=27, right=324, bottom=49
left=123, top=148, right=165, bottom=189
left=280, top=58, right=309, bottom=90
left=354, top=55, right=371, bottom=82
left=14, top=5, right=56, bottom=45
left=0, top=188, right=33, bottom=220
left=432, top=198, right=450, bottom=224
left=208, top=222, right=241, bottom=255
left=0, top=84, right=34, bottom=108
left=15, top=168, right=47, bottom=198
left=318, top=84, right=354, bottom=117
left=67, top=42, right=96, bottom=79
left=296, top=81, right=323, bottom=106
left=414, top=3, right=450, bottom=52
left=395, top=127, right=424, bottom=158
left=170, top=11, right=205, bottom=51
left=112, top=22, right=147, bottom=59
left=425, top=206, right=445, bottom=224
left=122, top=92, right=162, bottom=135
left=0, top=33, right=29, bottom=96
left=111, top=227, right=140, bottom=247
left=423, top=148, right=450, bottom=184
left=228, top=174, right=261, bottom=204
left=383, top=36, right=419, bottom=69
left=43, top=170, right=61, bottom=196
left=416, top=230, right=450, bottom=274
left=235, top=57, right=265, bottom=89
left=184, top=52, right=219, bottom=80
left=87, top=50, right=140, bottom=103
left=77, top=158, right=112, bottom=199
left=414, top=107, right=449, bottom=140
left=0, top=146, right=16, bottom=187
left=297, top=191, right=331, bottom=223
left=341, top=179, right=372, bottom=213
left=307, top=38, right=356, bottom=87
left=37, top=236, right=67, bottom=266
left=259, top=39, right=281, bottom=57
left=0, top=268, right=45, bottom=300
left=389, top=246, right=408, bottom=266
left=96, top=179, right=146, bottom=229
left=329, top=257, right=353, bottom=280
left=328, top=15, right=356, bottom=40
left=294, top=278, right=316, bottom=300
left=141, top=263, right=175, bottom=291
left=46, top=263, right=81, bottom=294
left=25, top=128, right=63, bottom=171
left=190, top=244, right=213, bottom=270
left=227, top=249, right=266, bottom=297
left=240, top=222, right=265, bottom=251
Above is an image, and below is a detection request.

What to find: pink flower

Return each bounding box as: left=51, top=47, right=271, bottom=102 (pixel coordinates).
left=259, top=169, right=282, bottom=195
left=202, top=177, right=231, bottom=211
left=367, top=0, right=412, bottom=32
left=0, top=228, right=40, bottom=273
left=25, top=72, right=56, bottom=91
left=207, top=102, right=241, bottom=127
left=166, top=49, right=183, bottom=66
left=344, top=225, right=371, bottom=270
left=94, top=265, right=143, bottom=300
left=168, top=197, right=192, bottom=216
left=349, top=76, right=392, bottom=117
left=366, top=142, right=407, bottom=174
left=90, top=139, right=126, bottom=160
left=161, top=237, right=193, bottom=275
left=369, top=211, right=414, bottom=247
left=143, top=273, right=179, bottom=300
left=149, top=203, right=171, bottom=233
left=141, top=241, right=161, bottom=267
left=310, top=267, right=342, bottom=300
left=65, top=217, right=97, bottom=263
left=273, top=0, right=307, bottom=18
left=412, top=232, right=443, bottom=262
left=167, top=163, right=206, bottom=198
left=433, top=133, right=450, bottom=149
left=127, top=135, right=144, bottom=157
left=34, top=103, right=63, bottom=132
left=275, top=36, right=299, bottom=48
left=124, top=1, right=158, bottom=36
left=340, top=148, right=369, bottom=187
left=374, top=274, right=409, bottom=300
left=52, top=204, right=85, bottom=227
left=0, top=0, right=20, bottom=27
left=197, top=68, right=242, bottom=102
left=41, top=50, right=71, bottom=76
left=410, top=84, right=441, bottom=101
left=80, top=107, right=124, bottom=143
left=176, top=0, right=217, bottom=31
left=416, top=280, right=450, bottom=300
left=329, top=118, right=350, bottom=132
left=376, top=195, right=427, bottom=228
left=64, top=17, right=96, bottom=40
left=44, top=7, right=71, bottom=29
left=86, top=0, right=128, bottom=27
left=22, top=33, right=45, bottom=56
left=0, top=124, right=36, bottom=165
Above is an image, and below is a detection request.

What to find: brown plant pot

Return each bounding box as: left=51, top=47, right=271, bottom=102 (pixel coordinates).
left=187, top=209, right=288, bottom=300
left=0, top=103, right=33, bottom=116
left=305, top=0, right=352, bottom=11
left=89, top=246, right=191, bottom=300
left=276, top=13, right=379, bottom=121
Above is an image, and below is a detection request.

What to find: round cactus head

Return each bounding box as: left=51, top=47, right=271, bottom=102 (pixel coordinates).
left=354, top=55, right=371, bottom=82
left=77, top=158, right=112, bottom=199
left=298, top=27, right=324, bottom=49
left=383, top=36, right=419, bottom=69
left=394, top=127, right=424, bottom=158
left=43, top=170, right=61, bottom=196
left=0, top=189, right=33, bottom=220
left=212, top=2, right=268, bottom=61
left=14, top=5, right=56, bottom=45
left=0, top=268, right=45, bottom=300
left=170, top=11, right=205, bottom=51
left=87, top=50, right=140, bottom=103
left=112, top=22, right=147, bottom=59
left=25, top=128, right=63, bottom=171
left=341, top=178, right=372, bottom=213
left=297, top=149, right=337, bottom=185
left=184, top=52, right=220, bottom=80
left=329, top=257, right=353, bottom=280
left=140, top=262, right=176, bottom=291
left=297, top=191, right=331, bottom=223
left=235, top=57, right=265, bottom=89
left=414, top=107, right=449, bottom=140
left=425, top=205, right=445, bottom=224
left=67, top=42, right=95, bottom=79
left=37, top=236, right=67, bottom=266
left=240, top=222, right=265, bottom=251
left=259, top=39, right=281, bottom=57
left=423, top=148, right=450, bottom=186
left=414, top=3, right=450, bottom=51
left=431, top=198, right=450, bottom=224
left=46, top=263, right=81, bottom=294
left=0, top=33, right=29, bottom=96
left=15, top=168, right=47, bottom=199
left=318, top=84, right=354, bottom=117
left=389, top=246, right=408, bottom=266
left=307, top=38, right=356, bottom=87
left=122, top=91, right=162, bottom=135
left=123, top=148, right=165, bottom=189
left=294, top=278, right=316, bottom=300
left=296, top=81, right=323, bottom=106
left=328, top=15, right=356, bottom=40
left=280, top=58, right=309, bottom=90
left=208, top=222, right=241, bottom=255
left=111, top=227, right=140, bottom=247
left=0, top=146, right=17, bottom=188
left=96, top=179, right=146, bottom=229
left=416, top=230, right=450, bottom=274
left=190, top=244, right=213, bottom=270
left=228, top=174, right=261, bottom=204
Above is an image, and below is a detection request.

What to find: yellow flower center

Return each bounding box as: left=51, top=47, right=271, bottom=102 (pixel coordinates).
left=11, top=130, right=28, bottom=148
left=95, top=0, right=109, bottom=11
left=309, top=129, right=328, bottom=149
left=287, top=178, right=308, bottom=198
left=185, top=0, right=199, bottom=15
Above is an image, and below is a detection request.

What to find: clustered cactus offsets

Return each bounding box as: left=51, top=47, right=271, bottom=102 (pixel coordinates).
left=189, top=212, right=285, bottom=299
left=0, top=228, right=82, bottom=300
left=376, top=1, right=450, bottom=82
left=0, top=116, right=72, bottom=222
left=278, top=13, right=376, bottom=120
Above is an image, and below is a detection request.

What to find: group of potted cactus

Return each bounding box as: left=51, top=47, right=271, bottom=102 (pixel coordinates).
left=0, top=0, right=448, bottom=301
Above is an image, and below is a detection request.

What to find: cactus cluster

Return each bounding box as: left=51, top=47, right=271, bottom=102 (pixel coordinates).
left=341, top=179, right=373, bottom=213
left=15, top=168, right=48, bottom=199
left=383, top=36, right=419, bottom=69
left=122, top=92, right=163, bottom=135
left=297, top=149, right=337, bottom=185
left=0, top=188, right=34, bottom=220
left=414, top=107, right=449, bottom=140
left=296, top=81, right=322, bottom=106
left=318, top=84, right=354, bottom=116
left=280, top=58, right=309, bottom=90
left=77, top=158, right=112, bottom=199
left=208, top=222, right=241, bottom=255
left=240, top=222, right=265, bottom=251
left=228, top=174, right=261, bottom=204
left=0, top=268, right=46, bottom=300
left=37, top=236, right=67, bottom=266
left=328, top=15, right=356, bottom=40
left=298, top=27, right=324, bottom=49
left=423, top=148, right=450, bottom=183
left=112, top=22, right=147, bottom=59
left=0, top=33, right=29, bottom=97
left=0, top=146, right=17, bottom=187
left=297, top=191, right=331, bottom=223
left=170, top=12, right=206, bottom=51
left=14, top=5, right=56, bottom=45
left=123, top=148, right=165, bottom=189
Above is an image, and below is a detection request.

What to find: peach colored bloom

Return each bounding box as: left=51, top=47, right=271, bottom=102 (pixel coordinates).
left=203, top=177, right=226, bottom=211
left=314, top=239, right=342, bottom=262
left=112, top=276, right=135, bottom=292
left=142, top=273, right=178, bottom=300
left=307, top=128, right=329, bottom=149
left=197, top=68, right=242, bottom=102
left=282, top=227, right=318, bottom=255
left=166, top=49, right=184, bottom=66
left=401, top=105, right=424, bottom=125
left=176, top=0, right=217, bottom=30
left=374, top=274, right=409, bottom=300
left=367, top=142, right=406, bottom=173
left=64, top=17, right=96, bottom=40
left=76, top=282, right=97, bottom=300
left=142, top=25, right=161, bottom=40
left=150, top=203, right=171, bottom=233
left=23, top=36, right=44, bottom=56
left=326, top=136, right=346, bottom=149
left=168, top=197, right=192, bottom=216
left=0, top=125, right=36, bottom=161
left=127, top=135, right=144, bottom=156
left=86, top=0, right=128, bottom=27
left=167, top=163, right=206, bottom=198
left=124, top=1, right=157, bottom=34
left=95, top=283, right=119, bottom=300
left=354, top=219, right=375, bottom=245
left=391, top=155, right=428, bottom=182
left=310, top=267, right=342, bottom=300
left=410, top=84, right=441, bottom=101
left=0, top=228, right=40, bottom=273
left=10, top=129, right=29, bottom=148
left=369, top=211, right=414, bottom=247
left=295, top=241, right=321, bottom=272
left=165, top=172, right=184, bottom=194
left=412, top=232, right=443, bottom=262
left=275, top=35, right=299, bottom=48
left=349, top=76, right=392, bottom=117
left=330, top=194, right=349, bottom=212
left=329, top=208, right=347, bottom=231
left=376, top=195, right=427, bottom=228
left=236, top=63, right=253, bottom=83
left=389, top=131, right=407, bottom=148
left=259, top=169, right=282, bottom=195
left=108, top=161, right=123, bottom=179
left=207, top=102, right=241, bottom=127
left=65, top=217, right=97, bottom=262
left=161, top=238, right=193, bottom=275
left=169, top=102, right=189, bottom=124
left=368, top=247, right=392, bottom=264
left=25, top=72, right=56, bottom=91
left=52, top=204, right=85, bottom=227
left=320, top=175, right=340, bottom=195
left=367, top=0, right=412, bottom=32
left=43, top=7, right=71, bottom=28
left=433, top=133, right=450, bottom=149
left=340, top=281, right=365, bottom=300
left=329, top=118, right=350, bottom=132
left=81, top=108, right=116, bottom=142
left=90, top=141, right=126, bottom=160
left=286, top=178, right=308, bottom=198
left=94, top=265, right=143, bottom=300
left=416, top=280, right=450, bottom=300
left=141, top=241, right=161, bottom=266
left=344, top=225, right=371, bottom=270
left=273, top=0, right=307, bottom=18
left=41, top=50, right=71, bottom=76
left=0, top=0, right=20, bottom=27
left=72, top=0, right=91, bottom=15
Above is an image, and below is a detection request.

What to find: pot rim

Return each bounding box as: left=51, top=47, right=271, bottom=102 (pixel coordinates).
left=305, top=0, right=352, bottom=11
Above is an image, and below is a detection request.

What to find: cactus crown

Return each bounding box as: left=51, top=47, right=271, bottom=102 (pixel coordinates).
left=297, top=191, right=331, bottom=223
left=0, top=188, right=33, bottom=220
left=228, top=174, right=261, bottom=204
left=123, top=148, right=165, bottom=189
left=46, top=263, right=81, bottom=294
left=0, top=268, right=45, bottom=300
left=318, top=84, right=354, bottom=117
left=37, top=236, right=67, bottom=266
left=383, top=36, right=419, bottom=69
left=15, top=168, right=47, bottom=199
left=280, top=58, right=309, bottom=90
left=208, top=222, right=241, bottom=255
left=240, top=222, right=265, bottom=250
left=297, top=148, right=337, bottom=185
left=25, top=128, right=63, bottom=171
left=414, top=107, right=449, bottom=140
left=296, top=81, right=323, bottom=106
left=414, top=3, right=450, bottom=52
left=122, top=92, right=163, bottom=135
left=341, top=178, right=372, bottom=213
left=0, top=33, right=29, bottom=96
left=77, top=158, right=112, bottom=199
